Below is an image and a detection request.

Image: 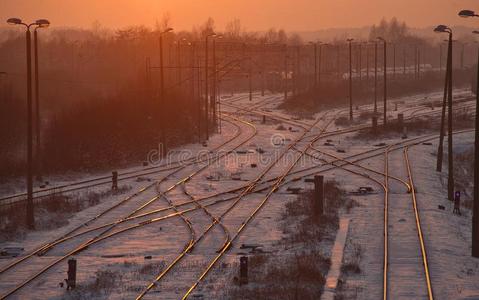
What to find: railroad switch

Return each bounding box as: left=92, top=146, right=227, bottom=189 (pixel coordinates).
left=111, top=171, right=118, bottom=190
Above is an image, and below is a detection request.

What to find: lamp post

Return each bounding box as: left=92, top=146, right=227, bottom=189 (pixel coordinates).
left=439, top=42, right=443, bottom=73
left=403, top=44, right=407, bottom=76
left=33, top=19, right=50, bottom=182
left=393, top=42, right=396, bottom=79
left=378, top=37, right=387, bottom=125
left=318, top=43, right=326, bottom=94
left=366, top=43, right=370, bottom=85
left=459, top=9, right=479, bottom=258
left=7, top=17, right=48, bottom=230
left=284, top=44, right=288, bottom=100
left=212, top=35, right=222, bottom=130
left=204, top=32, right=216, bottom=141
left=177, top=37, right=188, bottom=86
left=159, top=27, right=173, bottom=154
left=347, top=38, right=354, bottom=120
left=434, top=25, right=454, bottom=202
left=374, top=40, right=378, bottom=114
left=309, top=41, right=318, bottom=89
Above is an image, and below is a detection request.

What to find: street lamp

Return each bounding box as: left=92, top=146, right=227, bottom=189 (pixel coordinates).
left=204, top=32, right=216, bottom=141
left=374, top=40, right=378, bottom=113
left=347, top=38, right=354, bottom=120
left=434, top=24, right=454, bottom=202
left=33, top=19, right=50, bottom=182
left=6, top=17, right=49, bottom=229
left=212, top=34, right=223, bottom=131
left=159, top=27, right=173, bottom=155
left=459, top=9, right=479, bottom=258
left=377, top=37, right=387, bottom=125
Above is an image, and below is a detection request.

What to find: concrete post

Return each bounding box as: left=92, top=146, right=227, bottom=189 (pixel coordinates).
left=314, top=175, right=324, bottom=215
left=240, top=256, right=248, bottom=285
left=66, top=258, right=77, bottom=290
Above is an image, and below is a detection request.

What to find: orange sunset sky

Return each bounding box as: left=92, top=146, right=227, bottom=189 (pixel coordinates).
left=0, top=0, right=478, bottom=30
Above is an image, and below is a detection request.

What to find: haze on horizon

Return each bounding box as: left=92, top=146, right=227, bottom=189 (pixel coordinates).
left=0, top=0, right=477, bottom=31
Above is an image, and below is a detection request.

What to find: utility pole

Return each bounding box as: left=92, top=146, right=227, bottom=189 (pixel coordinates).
left=196, top=44, right=202, bottom=142
left=296, top=46, right=300, bottom=95
left=414, top=44, right=418, bottom=79
left=378, top=37, right=387, bottom=125
left=212, top=38, right=217, bottom=129
left=33, top=28, right=42, bottom=182
left=318, top=43, right=322, bottom=94
left=358, top=42, right=362, bottom=83
left=159, top=33, right=166, bottom=154
left=8, top=19, right=51, bottom=230
left=446, top=34, right=454, bottom=201
left=366, top=43, right=370, bottom=85
left=436, top=50, right=449, bottom=172
left=393, top=43, right=396, bottom=79
left=284, top=45, right=288, bottom=100
left=249, top=56, right=253, bottom=101
left=347, top=38, right=354, bottom=120
left=439, top=43, right=443, bottom=73
left=403, top=45, right=407, bottom=76
left=26, top=26, right=34, bottom=229
left=313, top=42, right=318, bottom=88
left=418, top=47, right=421, bottom=78
left=374, top=41, right=378, bottom=114
left=204, top=33, right=215, bottom=141
left=473, top=44, right=479, bottom=258
left=336, top=44, right=341, bottom=80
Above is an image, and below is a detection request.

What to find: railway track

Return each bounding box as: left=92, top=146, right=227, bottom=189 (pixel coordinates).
left=0, top=112, right=258, bottom=299
left=135, top=110, right=334, bottom=298
left=0, top=88, right=474, bottom=298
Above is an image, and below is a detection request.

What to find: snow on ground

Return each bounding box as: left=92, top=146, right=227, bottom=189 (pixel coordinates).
left=1, top=90, right=478, bottom=299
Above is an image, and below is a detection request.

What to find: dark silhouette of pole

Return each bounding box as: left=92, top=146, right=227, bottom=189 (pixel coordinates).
left=33, top=28, right=41, bottom=181
left=446, top=32, right=454, bottom=201
left=366, top=43, right=370, bottom=85
left=336, top=44, right=340, bottom=80
left=295, top=46, right=300, bottom=95
left=474, top=43, right=479, bottom=257
left=313, top=42, right=318, bottom=88
left=374, top=41, right=378, bottom=114
left=439, top=43, right=443, bottom=73
left=204, top=33, right=215, bottom=140
left=358, top=42, right=362, bottom=83
left=457, top=8, right=479, bottom=257
left=159, top=33, right=166, bottom=154
left=436, top=49, right=449, bottom=172
left=212, top=38, right=217, bottom=129
left=26, top=27, right=34, bottom=229
left=318, top=43, right=323, bottom=93
left=249, top=56, right=253, bottom=101
left=393, top=43, right=396, bottom=79
left=403, top=45, right=407, bottom=76
left=7, top=18, right=46, bottom=229
left=435, top=25, right=455, bottom=199
left=378, top=37, right=387, bottom=125
left=347, top=38, right=354, bottom=120
left=284, top=45, right=288, bottom=100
